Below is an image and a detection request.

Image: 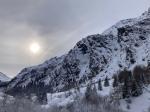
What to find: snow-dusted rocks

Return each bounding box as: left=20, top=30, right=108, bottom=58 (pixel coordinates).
left=6, top=8, right=150, bottom=96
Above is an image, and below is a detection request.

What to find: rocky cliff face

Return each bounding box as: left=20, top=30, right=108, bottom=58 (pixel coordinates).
left=6, top=8, right=150, bottom=96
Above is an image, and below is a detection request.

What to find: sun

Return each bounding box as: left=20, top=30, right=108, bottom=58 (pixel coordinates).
left=30, top=42, right=41, bottom=54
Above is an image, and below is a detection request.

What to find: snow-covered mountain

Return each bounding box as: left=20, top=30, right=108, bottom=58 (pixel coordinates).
left=0, top=72, right=10, bottom=82
left=6, top=8, right=150, bottom=96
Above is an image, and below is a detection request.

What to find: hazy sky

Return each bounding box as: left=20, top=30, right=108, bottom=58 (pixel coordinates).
left=0, top=0, right=149, bottom=77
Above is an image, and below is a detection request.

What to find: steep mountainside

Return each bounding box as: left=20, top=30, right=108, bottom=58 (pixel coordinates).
left=6, top=8, right=150, bottom=96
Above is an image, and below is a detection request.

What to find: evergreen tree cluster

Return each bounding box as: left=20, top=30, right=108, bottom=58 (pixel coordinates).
left=84, top=82, right=99, bottom=104
left=112, top=65, right=150, bottom=99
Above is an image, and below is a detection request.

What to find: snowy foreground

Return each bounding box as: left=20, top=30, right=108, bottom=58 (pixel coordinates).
left=45, top=81, right=150, bottom=112
left=46, top=86, right=111, bottom=107
left=120, top=87, right=150, bottom=112
left=0, top=80, right=149, bottom=112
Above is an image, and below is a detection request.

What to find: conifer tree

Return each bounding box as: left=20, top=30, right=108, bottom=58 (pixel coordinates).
left=131, top=81, right=142, bottom=97
left=85, top=83, right=92, bottom=100
left=113, top=75, right=118, bottom=87
left=104, top=76, right=109, bottom=87
left=122, top=80, right=129, bottom=98
left=98, top=79, right=102, bottom=91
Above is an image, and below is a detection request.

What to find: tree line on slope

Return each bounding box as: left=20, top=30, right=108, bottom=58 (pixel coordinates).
left=112, top=65, right=150, bottom=99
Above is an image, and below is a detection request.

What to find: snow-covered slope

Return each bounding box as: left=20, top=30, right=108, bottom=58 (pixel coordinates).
left=45, top=80, right=112, bottom=107
left=44, top=80, right=150, bottom=112
left=6, top=8, right=150, bottom=96
left=0, top=72, right=10, bottom=82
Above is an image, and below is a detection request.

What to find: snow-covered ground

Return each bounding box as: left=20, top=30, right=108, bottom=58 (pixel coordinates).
left=45, top=80, right=113, bottom=108
left=120, top=86, right=150, bottom=112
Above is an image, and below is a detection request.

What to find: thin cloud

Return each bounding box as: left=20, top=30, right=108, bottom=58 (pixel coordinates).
left=0, top=0, right=149, bottom=76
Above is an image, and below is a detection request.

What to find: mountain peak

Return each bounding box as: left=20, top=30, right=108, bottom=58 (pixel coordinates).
left=0, top=72, right=10, bottom=82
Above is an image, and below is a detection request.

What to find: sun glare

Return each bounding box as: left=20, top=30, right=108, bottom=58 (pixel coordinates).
left=30, top=42, right=40, bottom=54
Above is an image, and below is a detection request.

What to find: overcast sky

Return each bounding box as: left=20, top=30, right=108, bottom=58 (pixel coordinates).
left=0, top=0, right=149, bottom=77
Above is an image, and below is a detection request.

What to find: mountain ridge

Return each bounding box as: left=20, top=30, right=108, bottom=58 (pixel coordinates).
left=5, top=8, right=150, bottom=97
